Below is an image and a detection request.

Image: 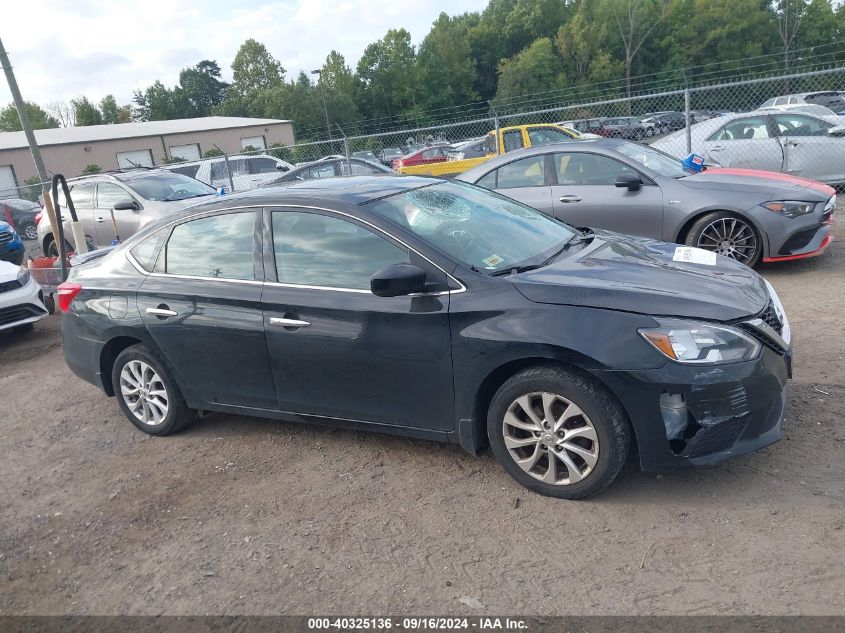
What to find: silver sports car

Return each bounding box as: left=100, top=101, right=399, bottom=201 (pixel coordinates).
left=457, top=138, right=835, bottom=267
left=652, top=111, right=845, bottom=185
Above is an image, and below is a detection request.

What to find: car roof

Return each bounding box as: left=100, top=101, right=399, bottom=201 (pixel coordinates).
left=169, top=176, right=437, bottom=219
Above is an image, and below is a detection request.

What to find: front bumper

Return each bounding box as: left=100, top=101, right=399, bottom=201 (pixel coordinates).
left=759, top=196, right=835, bottom=262
left=597, top=344, right=790, bottom=471
left=0, top=277, right=49, bottom=331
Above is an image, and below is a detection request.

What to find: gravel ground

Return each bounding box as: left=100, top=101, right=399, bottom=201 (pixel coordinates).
left=1, top=215, right=844, bottom=616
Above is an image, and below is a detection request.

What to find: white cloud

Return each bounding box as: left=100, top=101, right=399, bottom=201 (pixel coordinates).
left=0, top=0, right=487, bottom=107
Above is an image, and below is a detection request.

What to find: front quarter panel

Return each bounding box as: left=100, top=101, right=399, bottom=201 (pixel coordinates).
left=449, top=276, right=667, bottom=428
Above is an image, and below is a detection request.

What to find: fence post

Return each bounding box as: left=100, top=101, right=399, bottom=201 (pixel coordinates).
left=488, top=101, right=500, bottom=155
left=337, top=125, right=351, bottom=173
left=223, top=152, right=235, bottom=192
left=684, top=87, right=692, bottom=155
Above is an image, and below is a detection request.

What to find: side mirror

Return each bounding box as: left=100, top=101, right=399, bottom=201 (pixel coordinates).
left=113, top=199, right=140, bottom=211
left=615, top=173, right=642, bottom=191
left=828, top=126, right=845, bottom=136
left=371, top=263, right=427, bottom=298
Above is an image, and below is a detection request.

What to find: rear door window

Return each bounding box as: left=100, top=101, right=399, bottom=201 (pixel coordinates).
left=502, top=131, right=524, bottom=152
left=164, top=211, right=256, bottom=280
left=707, top=117, right=772, bottom=141
left=495, top=156, right=546, bottom=189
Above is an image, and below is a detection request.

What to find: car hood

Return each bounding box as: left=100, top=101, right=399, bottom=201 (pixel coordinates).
left=511, top=230, right=768, bottom=322
left=676, top=169, right=832, bottom=198
left=0, top=258, right=22, bottom=281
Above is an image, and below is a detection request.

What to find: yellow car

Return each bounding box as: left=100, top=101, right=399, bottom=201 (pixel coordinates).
left=397, top=124, right=583, bottom=177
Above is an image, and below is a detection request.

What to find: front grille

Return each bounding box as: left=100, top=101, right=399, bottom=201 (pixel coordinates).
left=0, top=279, right=22, bottom=294
left=0, top=304, right=46, bottom=327
left=0, top=230, right=12, bottom=245
left=685, top=416, right=749, bottom=458
left=779, top=227, right=818, bottom=255
left=759, top=299, right=783, bottom=335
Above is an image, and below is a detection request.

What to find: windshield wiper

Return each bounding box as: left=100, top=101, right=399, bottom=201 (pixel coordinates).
left=488, top=230, right=592, bottom=277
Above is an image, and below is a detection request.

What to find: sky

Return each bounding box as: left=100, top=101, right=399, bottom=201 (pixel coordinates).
left=0, top=0, right=488, bottom=109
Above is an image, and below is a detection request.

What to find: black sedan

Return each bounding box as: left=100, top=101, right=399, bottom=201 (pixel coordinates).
left=266, top=157, right=392, bottom=185
left=58, top=177, right=792, bottom=499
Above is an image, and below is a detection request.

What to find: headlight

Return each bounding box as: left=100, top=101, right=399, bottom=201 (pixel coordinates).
left=17, top=268, right=30, bottom=286
left=763, top=279, right=791, bottom=345
left=762, top=200, right=814, bottom=218
left=639, top=319, right=761, bottom=364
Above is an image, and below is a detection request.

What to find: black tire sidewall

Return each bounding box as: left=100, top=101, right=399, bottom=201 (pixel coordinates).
left=686, top=211, right=762, bottom=267
left=487, top=368, right=629, bottom=500
left=111, top=344, right=192, bottom=435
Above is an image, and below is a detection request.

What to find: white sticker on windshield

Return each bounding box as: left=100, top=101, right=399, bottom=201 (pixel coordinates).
left=483, top=254, right=504, bottom=268
left=673, top=246, right=717, bottom=266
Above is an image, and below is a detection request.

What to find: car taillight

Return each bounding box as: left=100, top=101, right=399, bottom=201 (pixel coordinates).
left=57, top=282, right=82, bottom=312
left=35, top=212, right=42, bottom=225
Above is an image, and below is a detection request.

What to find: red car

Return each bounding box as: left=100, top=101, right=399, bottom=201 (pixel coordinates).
left=392, top=145, right=450, bottom=170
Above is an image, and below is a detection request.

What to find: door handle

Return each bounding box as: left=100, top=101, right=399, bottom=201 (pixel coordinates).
left=710, top=146, right=724, bottom=152
left=559, top=195, right=582, bottom=203
left=146, top=307, right=178, bottom=318
left=95, top=217, right=106, bottom=223
left=270, top=317, right=311, bottom=328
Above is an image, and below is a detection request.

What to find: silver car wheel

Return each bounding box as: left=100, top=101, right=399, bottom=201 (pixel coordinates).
left=696, top=217, right=757, bottom=264
left=502, top=392, right=599, bottom=485
left=119, top=360, right=169, bottom=426
left=24, top=224, right=38, bottom=240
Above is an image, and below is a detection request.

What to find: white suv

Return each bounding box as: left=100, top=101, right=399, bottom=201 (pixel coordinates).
left=37, top=170, right=217, bottom=256
left=164, top=154, right=294, bottom=191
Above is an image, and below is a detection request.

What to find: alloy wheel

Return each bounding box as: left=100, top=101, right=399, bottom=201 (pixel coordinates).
left=502, top=392, right=599, bottom=485
left=119, top=360, right=169, bottom=426
left=696, top=217, right=758, bottom=264
left=24, top=225, right=38, bottom=240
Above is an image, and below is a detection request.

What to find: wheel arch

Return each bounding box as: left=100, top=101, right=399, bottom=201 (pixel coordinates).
left=464, top=353, right=636, bottom=457
left=99, top=335, right=145, bottom=396
left=674, top=208, right=769, bottom=257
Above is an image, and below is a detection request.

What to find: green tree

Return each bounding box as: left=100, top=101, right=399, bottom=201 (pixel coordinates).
left=796, top=0, right=837, bottom=51
left=417, top=13, right=478, bottom=111
left=99, top=95, right=120, bottom=124
left=133, top=81, right=178, bottom=121
left=599, top=0, right=672, bottom=98
left=0, top=101, right=59, bottom=132
left=494, top=37, right=561, bottom=102
left=320, top=51, right=360, bottom=126
left=556, top=3, right=622, bottom=86
left=72, top=96, right=103, bottom=126
left=82, top=164, right=101, bottom=174
left=356, top=28, right=419, bottom=121
left=179, top=60, right=228, bottom=116
left=230, top=39, right=285, bottom=96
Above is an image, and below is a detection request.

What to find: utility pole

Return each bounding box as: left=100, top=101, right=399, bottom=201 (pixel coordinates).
left=0, top=37, right=49, bottom=187
left=311, top=69, right=331, bottom=137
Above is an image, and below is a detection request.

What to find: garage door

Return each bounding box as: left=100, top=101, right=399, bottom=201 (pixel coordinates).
left=116, top=149, right=154, bottom=169
left=240, top=136, right=266, bottom=150
left=169, top=143, right=201, bottom=161
left=0, top=165, right=18, bottom=196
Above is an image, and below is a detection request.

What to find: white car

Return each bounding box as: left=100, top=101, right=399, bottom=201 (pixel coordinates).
left=652, top=111, right=845, bottom=185
left=163, top=154, right=294, bottom=191
left=0, top=260, right=48, bottom=332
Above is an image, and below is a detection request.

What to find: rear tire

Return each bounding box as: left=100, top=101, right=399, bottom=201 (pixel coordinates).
left=487, top=366, right=631, bottom=500
left=111, top=344, right=196, bottom=436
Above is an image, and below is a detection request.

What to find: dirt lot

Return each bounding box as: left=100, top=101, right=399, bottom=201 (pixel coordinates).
left=2, top=219, right=844, bottom=617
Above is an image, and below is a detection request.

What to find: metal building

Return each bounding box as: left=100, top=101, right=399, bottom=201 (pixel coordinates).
left=0, top=116, right=294, bottom=193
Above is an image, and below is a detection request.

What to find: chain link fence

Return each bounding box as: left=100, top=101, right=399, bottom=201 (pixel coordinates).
left=266, top=66, right=845, bottom=187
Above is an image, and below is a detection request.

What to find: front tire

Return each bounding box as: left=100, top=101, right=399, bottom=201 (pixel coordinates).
left=685, top=211, right=762, bottom=267
left=487, top=366, right=631, bottom=500
left=112, top=344, right=196, bottom=435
